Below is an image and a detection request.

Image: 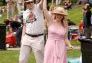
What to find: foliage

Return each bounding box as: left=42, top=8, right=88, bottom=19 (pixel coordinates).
left=71, top=0, right=78, bottom=4
left=0, top=0, right=6, bottom=6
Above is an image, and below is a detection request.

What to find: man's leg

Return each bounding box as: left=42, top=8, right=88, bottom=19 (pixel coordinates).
left=84, top=27, right=91, bottom=38
left=11, top=6, right=14, bottom=18
left=32, top=36, right=44, bottom=63
left=33, top=48, right=44, bottom=63
left=90, top=26, right=92, bottom=38
left=19, top=45, right=32, bottom=63
left=7, top=5, right=10, bottom=19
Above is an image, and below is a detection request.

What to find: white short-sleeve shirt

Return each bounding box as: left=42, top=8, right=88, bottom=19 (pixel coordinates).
left=23, top=4, right=44, bottom=35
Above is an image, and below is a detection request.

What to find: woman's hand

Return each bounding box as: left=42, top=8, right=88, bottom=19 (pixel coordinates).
left=68, top=45, right=74, bottom=50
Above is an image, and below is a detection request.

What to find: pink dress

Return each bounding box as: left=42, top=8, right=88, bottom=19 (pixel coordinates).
left=44, top=23, right=67, bottom=63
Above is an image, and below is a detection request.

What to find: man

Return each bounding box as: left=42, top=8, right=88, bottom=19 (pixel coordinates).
left=16, top=0, right=24, bottom=14
left=19, top=0, right=44, bottom=63
left=6, top=0, right=15, bottom=19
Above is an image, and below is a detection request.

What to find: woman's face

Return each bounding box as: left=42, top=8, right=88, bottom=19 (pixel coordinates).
left=52, top=13, right=64, bottom=22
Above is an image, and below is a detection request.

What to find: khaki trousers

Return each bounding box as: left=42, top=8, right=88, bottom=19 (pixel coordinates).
left=19, top=34, right=44, bottom=63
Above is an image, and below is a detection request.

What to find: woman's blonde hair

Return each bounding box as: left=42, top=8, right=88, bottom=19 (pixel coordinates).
left=61, top=16, right=68, bottom=28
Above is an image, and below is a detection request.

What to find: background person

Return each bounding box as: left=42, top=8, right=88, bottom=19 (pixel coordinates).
left=83, top=3, right=92, bottom=38
left=6, top=0, right=15, bottom=19
left=16, top=0, right=24, bottom=14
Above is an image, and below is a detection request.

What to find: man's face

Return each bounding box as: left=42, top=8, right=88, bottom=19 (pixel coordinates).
left=26, top=1, right=34, bottom=9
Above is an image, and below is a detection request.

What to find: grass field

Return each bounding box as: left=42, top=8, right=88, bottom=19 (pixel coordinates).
left=0, top=49, right=81, bottom=63
left=68, top=5, right=83, bottom=25
left=0, top=50, right=36, bottom=63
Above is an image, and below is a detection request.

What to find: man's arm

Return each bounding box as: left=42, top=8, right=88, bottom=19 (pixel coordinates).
left=38, top=0, right=44, bottom=10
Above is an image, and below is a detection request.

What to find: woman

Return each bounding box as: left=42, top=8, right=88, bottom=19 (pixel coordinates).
left=43, top=0, right=73, bottom=63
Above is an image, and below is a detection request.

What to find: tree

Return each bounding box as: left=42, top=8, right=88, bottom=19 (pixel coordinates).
left=0, top=0, right=6, bottom=5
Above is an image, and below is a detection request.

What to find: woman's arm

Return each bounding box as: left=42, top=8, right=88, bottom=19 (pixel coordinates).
left=65, top=39, right=72, bottom=48
left=38, top=0, right=44, bottom=10
left=64, top=26, right=73, bottom=49
left=43, top=0, right=52, bottom=22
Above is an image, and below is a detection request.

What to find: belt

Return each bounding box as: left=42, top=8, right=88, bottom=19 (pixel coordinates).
left=25, top=33, right=44, bottom=37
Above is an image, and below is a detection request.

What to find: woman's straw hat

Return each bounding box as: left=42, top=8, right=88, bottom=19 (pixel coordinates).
left=52, top=7, right=68, bottom=16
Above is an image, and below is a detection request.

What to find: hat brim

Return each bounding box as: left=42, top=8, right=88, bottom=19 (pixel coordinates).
left=51, top=12, right=67, bottom=16
left=24, top=0, right=34, bottom=4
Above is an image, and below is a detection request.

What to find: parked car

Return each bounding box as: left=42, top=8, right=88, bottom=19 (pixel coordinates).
left=68, top=25, right=79, bottom=40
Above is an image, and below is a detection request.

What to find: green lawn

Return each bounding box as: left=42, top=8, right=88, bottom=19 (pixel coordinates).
left=0, top=50, right=36, bottom=63
left=0, top=50, right=80, bottom=63
left=67, top=49, right=81, bottom=58
left=68, top=5, right=83, bottom=25
left=71, top=40, right=80, bottom=46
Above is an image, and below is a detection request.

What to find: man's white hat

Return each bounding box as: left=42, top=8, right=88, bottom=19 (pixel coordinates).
left=24, top=0, right=34, bottom=5
left=25, top=0, right=34, bottom=2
